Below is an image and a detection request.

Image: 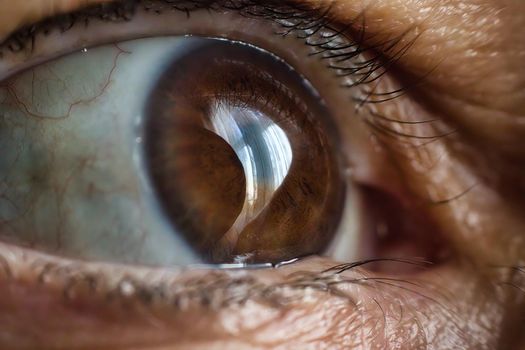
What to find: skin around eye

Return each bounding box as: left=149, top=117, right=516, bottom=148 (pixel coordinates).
left=0, top=0, right=111, bottom=42
left=0, top=1, right=524, bottom=350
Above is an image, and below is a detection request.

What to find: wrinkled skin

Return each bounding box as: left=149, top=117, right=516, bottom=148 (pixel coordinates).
left=0, top=0, right=524, bottom=349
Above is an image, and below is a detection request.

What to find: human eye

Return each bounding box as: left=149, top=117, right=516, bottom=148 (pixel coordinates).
left=0, top=1, right=523, bottom=349
left=0, top=0, right=440, bottom=268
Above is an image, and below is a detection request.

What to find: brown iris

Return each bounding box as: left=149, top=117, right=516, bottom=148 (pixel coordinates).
left=145, top=38, right=344, bottom=264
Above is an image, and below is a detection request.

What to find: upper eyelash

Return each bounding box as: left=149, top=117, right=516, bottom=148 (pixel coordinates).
left=0, top=1, right=460, bottom=204
left=1, top=0, right=464, bottom=205
left=0, top=0, right=414, bottom=108
left=2, top=0, right=455, bottom=158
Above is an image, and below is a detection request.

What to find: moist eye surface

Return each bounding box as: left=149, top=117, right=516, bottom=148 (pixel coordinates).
left=145, top=38, right=345, bottom=264
left=0, top=36, right=347, bottom=266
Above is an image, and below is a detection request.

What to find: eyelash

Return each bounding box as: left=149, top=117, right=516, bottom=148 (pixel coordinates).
left=1, top=0, right=454, bottom=154
left=0, top=1, right=404, bottom=100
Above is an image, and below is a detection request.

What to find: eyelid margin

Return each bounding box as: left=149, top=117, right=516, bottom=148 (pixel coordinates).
left=0, top=0, right=112, bottom=42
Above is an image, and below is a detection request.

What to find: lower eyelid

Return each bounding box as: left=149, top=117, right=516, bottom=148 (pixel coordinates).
left=0, top=239, right=481, bottom=349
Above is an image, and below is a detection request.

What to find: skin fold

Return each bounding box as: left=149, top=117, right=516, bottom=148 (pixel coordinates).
left=0, top=0, right=524, bottom=349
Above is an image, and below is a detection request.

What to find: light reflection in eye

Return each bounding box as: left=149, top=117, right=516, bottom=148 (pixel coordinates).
left=211, top=104, right=293, bottom=223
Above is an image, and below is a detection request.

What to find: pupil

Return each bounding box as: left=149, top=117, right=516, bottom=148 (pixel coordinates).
left=145, top=38, right=345, bottom=264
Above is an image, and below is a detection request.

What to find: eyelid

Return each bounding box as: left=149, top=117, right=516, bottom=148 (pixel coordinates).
left=0, top=0, right=371, bottom=46
left=0, top=0, right=112, bottom=42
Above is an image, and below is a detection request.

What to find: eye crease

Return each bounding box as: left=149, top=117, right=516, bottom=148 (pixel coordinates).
left=0, top=0, right=524, bottom=349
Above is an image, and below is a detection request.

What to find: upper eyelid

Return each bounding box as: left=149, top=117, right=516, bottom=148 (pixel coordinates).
left=0, top=0, right=364, bottom=56
left=0, top=1, right=385, bottom=87
left=0, top=0, right=457, bottom=95
left=0, top=0, right=138, bottom=55
left=0, top=0, right=403, bottom=95
left=0, top=1, right=316, bottom=46
left=0, top=2, right=428, bottom=170
left=0, top=1, right=420, bottom=161
left=0, top=0, right=109, bottom=42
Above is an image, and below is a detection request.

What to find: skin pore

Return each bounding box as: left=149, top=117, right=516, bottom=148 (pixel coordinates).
left=0, top=0, right=524, bottom=349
